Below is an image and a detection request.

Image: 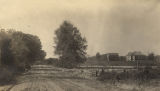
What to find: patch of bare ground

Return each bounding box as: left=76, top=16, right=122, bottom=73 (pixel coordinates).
left=53, top=78, right=98, bottom=91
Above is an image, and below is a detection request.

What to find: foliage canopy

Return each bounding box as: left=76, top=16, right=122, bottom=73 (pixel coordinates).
left=54, top=21, right=87, bottom=68
left=0, top=29, right=46, bottom=71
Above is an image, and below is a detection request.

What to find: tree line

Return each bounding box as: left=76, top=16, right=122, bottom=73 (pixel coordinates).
left=0, top=29, right=46, bottom=72
left=0, top=20, right=87, bottom=84
left=0, top=21, right=86, bottom=84
left=0, top=21, right=88, bottom=70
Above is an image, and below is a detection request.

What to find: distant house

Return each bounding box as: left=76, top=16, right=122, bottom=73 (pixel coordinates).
left=98, top=54, right=107, bottom=60
left=106, top=53, right=119, bottom=61
left=126, top=51, right=146, bottom=61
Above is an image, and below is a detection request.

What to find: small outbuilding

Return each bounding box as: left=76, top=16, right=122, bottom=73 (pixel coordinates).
left=106, top=53, right=119, bottom=61
left=126, top=51, right=146, bottom=61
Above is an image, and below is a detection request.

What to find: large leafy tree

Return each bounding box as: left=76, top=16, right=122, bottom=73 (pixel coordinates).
left=21, top=33, right=44, bottom=63
left=0, top=30, right=14, bottom=67
left=10, top=31, right=30, bottom=69
left=0, top=29, right=46, bottom=70
left=0, top=29, right=46, bottom=82
left=1, top=36, right=14, bottom=66
left=54, top=21, right=87, bottom=68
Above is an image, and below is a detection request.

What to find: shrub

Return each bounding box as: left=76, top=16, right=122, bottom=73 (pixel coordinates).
left=0, top=67, right=16, bottom=85
left=98, top=67, right=160, bottom=85
left=98, top=71, right=117, bottom=81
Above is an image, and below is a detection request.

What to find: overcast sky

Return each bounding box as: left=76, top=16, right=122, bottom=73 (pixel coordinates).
left=0, top=0, right=160, bottom=57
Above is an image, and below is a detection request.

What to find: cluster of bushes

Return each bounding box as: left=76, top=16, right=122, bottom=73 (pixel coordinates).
left=44, top=58, right=75, bottom=68
left=0, top=29, right=46, bottom=84
left=98, top=67, right=160, bottom=85
left=44, top=58, right=59, bottom=65
left=45, top=57, right=81, bottom=69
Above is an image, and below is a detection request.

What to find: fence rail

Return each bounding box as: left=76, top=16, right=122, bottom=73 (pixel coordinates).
left=78, top=66, right=160, bottom=69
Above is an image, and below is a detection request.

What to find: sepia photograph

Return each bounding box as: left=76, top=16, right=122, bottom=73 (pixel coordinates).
left=0, top=0, right=160, bottom=91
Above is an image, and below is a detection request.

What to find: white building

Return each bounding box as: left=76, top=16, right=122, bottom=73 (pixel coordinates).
left=126, top=51, right=146, bottom=61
